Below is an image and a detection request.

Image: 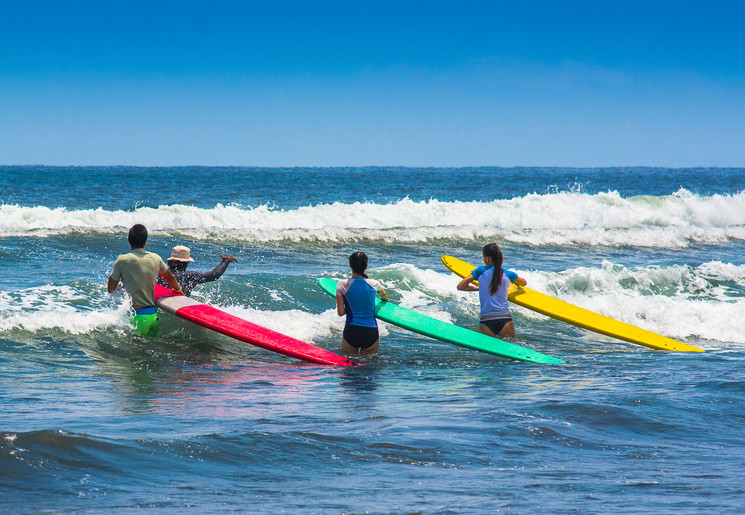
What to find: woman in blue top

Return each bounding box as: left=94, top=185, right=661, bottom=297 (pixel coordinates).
left=457, top=243, right=527, bottom=338
left=336, top=251, right=388, bottom=355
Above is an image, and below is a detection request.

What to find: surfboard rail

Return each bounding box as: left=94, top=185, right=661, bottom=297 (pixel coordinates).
left=441, top=255, right=703, bottom=352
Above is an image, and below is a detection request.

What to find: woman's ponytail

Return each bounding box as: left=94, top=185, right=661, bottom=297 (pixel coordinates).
left=482, top=243, right=503, bottom=295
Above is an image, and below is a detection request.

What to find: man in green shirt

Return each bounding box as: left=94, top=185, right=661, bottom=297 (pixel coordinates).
left=108, top=224, right=182, bottom=336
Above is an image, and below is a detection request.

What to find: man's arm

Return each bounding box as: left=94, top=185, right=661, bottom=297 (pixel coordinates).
left=160, top=269, right=182, bottom=293
left=107, top=276, right=119, bottom=293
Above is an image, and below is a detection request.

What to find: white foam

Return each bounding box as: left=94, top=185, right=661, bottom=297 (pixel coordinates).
left=374, top=261, right=745, bottom=346
left=2, top=260, right=742, bottom=346
left=3, top=188, right=745, bottom=247
left=0, top=285, right=130, bottom=334
left=214, top=304, right=390, bottom=344
left=539, top=261, right=745, bottom=346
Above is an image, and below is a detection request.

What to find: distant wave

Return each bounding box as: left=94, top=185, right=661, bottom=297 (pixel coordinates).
left=2, top=189, right=744, bottom=247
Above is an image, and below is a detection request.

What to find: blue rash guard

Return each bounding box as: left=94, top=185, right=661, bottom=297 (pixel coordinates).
left=336, top=277, right=382, bottom=328
left=471, top=265, right=519, bottom=320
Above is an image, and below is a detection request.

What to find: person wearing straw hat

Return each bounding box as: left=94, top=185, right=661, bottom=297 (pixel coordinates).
left=157, top=245, right=237, bottom=296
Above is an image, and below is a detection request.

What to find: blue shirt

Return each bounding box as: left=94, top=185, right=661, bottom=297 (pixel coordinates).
left=471, top=265, right=518, bottom=320
left=336, top=277, right=382, bottom=328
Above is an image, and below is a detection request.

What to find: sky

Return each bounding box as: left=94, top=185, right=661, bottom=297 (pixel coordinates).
left=1, top=1, right=744, bottom=167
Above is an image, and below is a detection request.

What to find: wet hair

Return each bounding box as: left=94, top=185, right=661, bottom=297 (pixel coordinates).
left=349, top=251, right=369, bottom=279
left=128, top=224, right=148, bottom=249
left=482, top=243, right=504, bottom=295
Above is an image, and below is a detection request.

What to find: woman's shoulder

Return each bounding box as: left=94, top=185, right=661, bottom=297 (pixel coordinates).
left=503, top=269, right=519, bottom=282
left=335, top=277, right=355, bottom=294
left=364, top=277, right=382, bottom=291
left=471, top=265, right=491, bottom=280
left=336, top=276, right=381, bottom=294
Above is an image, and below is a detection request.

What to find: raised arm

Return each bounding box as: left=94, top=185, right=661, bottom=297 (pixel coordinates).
left=192, top=255, right=235, bottom=284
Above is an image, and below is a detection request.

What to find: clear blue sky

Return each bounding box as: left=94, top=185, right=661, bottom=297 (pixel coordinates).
left=1, top=1, right=743, bottom=166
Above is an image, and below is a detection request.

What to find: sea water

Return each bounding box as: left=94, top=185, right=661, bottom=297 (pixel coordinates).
left=1, top=166, right=744, bottom=512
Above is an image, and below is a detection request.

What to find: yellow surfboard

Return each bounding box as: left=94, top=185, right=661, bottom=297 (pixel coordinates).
left=441, top=255, right=703, bottom=352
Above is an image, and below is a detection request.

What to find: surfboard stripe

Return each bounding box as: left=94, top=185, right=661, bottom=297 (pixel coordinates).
left=154, top=285, right=359, bottom=367
left=441, top=255, right=703, bottom=352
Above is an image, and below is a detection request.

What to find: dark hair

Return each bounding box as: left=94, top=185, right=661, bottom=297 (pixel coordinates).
left=167, top=259, right=188, bottom=271
left=128, top=224, right=148, bottom=249
left=482, top=243, right=504, bottom=295
left=349, top=251, right=369, bottom=278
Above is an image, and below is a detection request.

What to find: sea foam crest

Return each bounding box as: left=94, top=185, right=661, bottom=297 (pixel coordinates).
left=0, top=285, right=130, bottom=334
left=2, top=261, right=743, bottom=346
left=522, top=261, right=745, bottom=346
left=3, top=188, right=745, bottom=247
left=375, top=261, right=745, bottom=347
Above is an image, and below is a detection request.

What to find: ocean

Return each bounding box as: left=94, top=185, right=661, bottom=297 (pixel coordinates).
left=1, top=166, right=744, bottom=513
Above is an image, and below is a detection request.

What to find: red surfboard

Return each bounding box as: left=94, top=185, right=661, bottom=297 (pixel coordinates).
left=154, top=285, right=358, bottom=367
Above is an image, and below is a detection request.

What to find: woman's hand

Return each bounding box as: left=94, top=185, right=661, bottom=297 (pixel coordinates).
left=378, top=288, right=389, bottom=302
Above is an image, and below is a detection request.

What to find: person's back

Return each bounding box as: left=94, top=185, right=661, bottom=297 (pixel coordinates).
left=472, top=265, right=516, bottom=319
left=335, top=251, right=388, bottom=356
left=336, top=277, right=379, bottom=328
left=108, top=224, right=182, bottom=336
left=112, top=249, right=168, bottom=308
left=456, top=243, right=526, bottom=339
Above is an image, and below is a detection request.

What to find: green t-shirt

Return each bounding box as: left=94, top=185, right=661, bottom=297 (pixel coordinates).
left=110, top=249, right=168, bottom=307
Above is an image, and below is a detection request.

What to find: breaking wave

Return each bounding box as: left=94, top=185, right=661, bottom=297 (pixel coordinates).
left=3, top=189, right=745, bottom=247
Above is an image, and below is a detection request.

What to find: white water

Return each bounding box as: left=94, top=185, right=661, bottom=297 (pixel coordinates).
left=0, top=285, right=131, bottom=334
left=3, top=189, right=745, bottom=246
left=3, top=261, right=743, bottom=347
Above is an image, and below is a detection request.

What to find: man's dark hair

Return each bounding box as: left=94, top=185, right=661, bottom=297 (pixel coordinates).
left=128, top=224, right=148, bottom=249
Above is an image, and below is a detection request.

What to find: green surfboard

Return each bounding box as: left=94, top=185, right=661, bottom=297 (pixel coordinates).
left=318, top=278, right=564, bottom=364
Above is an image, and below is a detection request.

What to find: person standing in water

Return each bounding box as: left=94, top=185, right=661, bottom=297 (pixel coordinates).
left=457, top=243, right=527, bottom=338
left=108, top=224, right=182, bottom=337
left=336, top=251, right=388, bottom=355
left=156, top=245, right=238, bottom=297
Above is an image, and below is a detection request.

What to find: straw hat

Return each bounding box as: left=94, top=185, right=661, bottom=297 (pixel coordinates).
left=168, top=245, right=195, bottom=262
